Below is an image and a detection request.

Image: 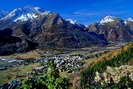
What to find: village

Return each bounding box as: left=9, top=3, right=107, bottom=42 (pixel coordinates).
left=0, top=55, right=84, bottom=72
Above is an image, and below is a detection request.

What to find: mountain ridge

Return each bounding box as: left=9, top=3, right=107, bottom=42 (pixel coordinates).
left=87, top=16, right=133, bottom=42
left=0, top=6, right=108, bottom=55
left=0, top=6, right=133, bottom=55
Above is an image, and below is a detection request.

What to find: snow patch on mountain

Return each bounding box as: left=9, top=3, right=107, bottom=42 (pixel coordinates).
left=66, top=19, right=85, bottom=28
left=124, top=18, right=133, bottom=24
left=127, top=18, right=133, bottom=22
left=14, top=13, right=38, bottom=22
left=0, top=6, right=50, bottom=22
left=66, top=19, right=77, bottom=24
left=100, top=16, right=115, bottom=24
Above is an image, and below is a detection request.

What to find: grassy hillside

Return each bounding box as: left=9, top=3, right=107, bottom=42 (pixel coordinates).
left=81, top=43, right=133, bottom=89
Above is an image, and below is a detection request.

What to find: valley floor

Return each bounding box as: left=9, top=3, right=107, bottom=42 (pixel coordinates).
left=0, top=42, right=130, bottom=88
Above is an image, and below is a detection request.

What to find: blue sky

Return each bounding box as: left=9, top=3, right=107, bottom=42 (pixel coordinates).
left=0, top=0, right=133, bottom=24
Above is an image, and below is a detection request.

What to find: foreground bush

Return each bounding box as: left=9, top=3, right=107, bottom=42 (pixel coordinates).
left=19, top=61, right=68, bottom=89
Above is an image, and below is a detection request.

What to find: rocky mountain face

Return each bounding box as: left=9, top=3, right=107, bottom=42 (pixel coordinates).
left=87, top=16, right=133, bottom=42
left=1, top=7, right=133, bottom=55
left=0, top=6, right=107, bottom=55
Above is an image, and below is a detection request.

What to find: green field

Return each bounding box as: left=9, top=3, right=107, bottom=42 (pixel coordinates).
left=0, top=63, right=40, bottom=86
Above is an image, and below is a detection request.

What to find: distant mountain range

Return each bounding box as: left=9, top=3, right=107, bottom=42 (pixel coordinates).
left=0, top=6, right=133, bottom=55
left=87, top=16, right=133, bottom=42
left=0, top=6, right=107, bottom=55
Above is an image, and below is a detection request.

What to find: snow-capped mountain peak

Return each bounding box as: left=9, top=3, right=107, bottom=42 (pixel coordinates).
left=0, top=6, right=50, bottom=22
left=66, top=19, right=85, bottom=28
left=124, top=18, right=133, bottom=24
left=66, top=19, right=77, bottom=24
left=127, top=18, right=133, bottom=22
left=34, top=7, right=41, bottom=11
left=100, top=16, right=115, bottom=24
